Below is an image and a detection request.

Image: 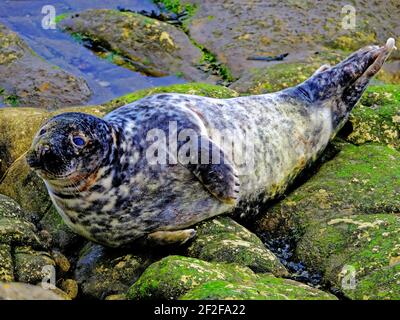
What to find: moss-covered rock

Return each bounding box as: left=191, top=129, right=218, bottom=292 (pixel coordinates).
left=0, top=23, right=91, bottom=109
left=297, top=214, right=400, bottom=299
left=345, top=85, right=400, bottom=150
left=14, top=246, right=55, bottom=284
left=127, top=255, right=256, bottom=299
left=181, top=276, right=336, bottom=300
left=128, top=255, right=336, bottom=300
left=102, top=82, right=238, bottom=111
left=258, top=144, right=400, bottom=236
left=0, top=194, right=72, bottom=292
left=59, top=9, right=207, bottom=82
left=257, top=143, right=400, bottom=299
left=230, top=62, right=318, bottom=94
left=0, top=195, right=42, bottom=248
left=0, top=243, right=13, bottom=282
left=75, top=243, right=153, bottom=299
left=187, top=216, right=288, bottom=276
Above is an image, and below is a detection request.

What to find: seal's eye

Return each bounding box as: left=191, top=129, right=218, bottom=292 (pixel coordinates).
left=72, top=136, right=86, bottom=147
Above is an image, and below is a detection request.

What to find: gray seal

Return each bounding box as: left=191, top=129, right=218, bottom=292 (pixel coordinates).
left=27, top=39, right=395, bottom=247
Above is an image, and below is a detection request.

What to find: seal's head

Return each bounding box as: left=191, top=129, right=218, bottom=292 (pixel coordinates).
left=27, top=112, right=113, bottom=182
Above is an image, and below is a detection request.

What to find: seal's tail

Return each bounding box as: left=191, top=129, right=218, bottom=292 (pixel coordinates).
left=288, top=38, right=396, bottom=127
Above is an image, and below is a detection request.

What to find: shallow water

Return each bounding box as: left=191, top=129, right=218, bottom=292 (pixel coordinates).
left=0, top=0, right=186, bottom=105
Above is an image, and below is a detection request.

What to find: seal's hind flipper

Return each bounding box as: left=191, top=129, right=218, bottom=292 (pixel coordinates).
left=180, top=136, right=240, bottom=205
left=147, top=229, right=196, bottom=246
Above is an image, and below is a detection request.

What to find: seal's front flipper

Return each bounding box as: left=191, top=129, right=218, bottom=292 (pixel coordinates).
left=147, top=229, right=196, bottom=246
left=180, top=136, right=240, bottom=205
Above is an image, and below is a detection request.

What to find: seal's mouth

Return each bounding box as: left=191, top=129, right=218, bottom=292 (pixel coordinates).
left=357, top=38, right=396, bottom=80
left=26, top=148, right=74, bottom=180
left=294, top=38, right=396, bottom=104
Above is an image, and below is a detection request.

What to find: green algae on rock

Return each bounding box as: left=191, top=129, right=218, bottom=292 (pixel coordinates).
left=0, top=23, right=91, bottom=109
left=14, top=246, right=55, bottom=284
left=230, top=62, right=318, bottom=94
left=127, top=255, right=336, bottom=300
left=258, top=143, right=400, bottom=236
left=0, top=243, right=13, bottom=282
left=0, top=195, right=42, bottom=249
left=127, top=255, right=256, bottom=300
left=0, top=194, right=60, bottom=286
left=102, top=82, right=238, bottom=111
left=345, top=85, right=400, bottom=150
left=257, top=143, right=400, bottom=299
left=187, top=216, right=288, bottom=276
left=181, top=276, right=337, bottom=300
left=59, top=9, right=207, bottom=81
left=297, top=214, right=400, bottom=300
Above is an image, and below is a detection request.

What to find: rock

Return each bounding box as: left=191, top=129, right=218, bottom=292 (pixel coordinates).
left=181, top=276, right=336, bottom=300
left=187, top=216, right=288, bottom=276
left=297, top=214, right=400, bottom=300
left=345, top=85, right=400, bottom=150
left=0, top=195, right=42, bottom=249
left=59, top=10, right=207, bottom=82
left=257, top=143, right=400, bottom=299
left=127, top=255, right=259, bottom=300
left=52, top=250, right=71, bottom=274
left=14, top=246, right=55, bottom=284
left=0, top=282, right=65, bottom=300
left=230, top=62, right=318, bottom=94
left=0, top=195, right=61, bottom=285
left=75, top=243, right=153, bottom=299
left=182, top=0, right=399, bottom=84
left=0, top=23, right=91, bottom=109
left=0, top=243, right=13, bottom=282
left=102, top=82, right=238, bottom=112
left=105, top=294, right=127, bottom=300
left=60, top=279, right=79, bottom=299
left=257, top=143, right=400, bottom=236
left=127, top=255, right=336, bottom=300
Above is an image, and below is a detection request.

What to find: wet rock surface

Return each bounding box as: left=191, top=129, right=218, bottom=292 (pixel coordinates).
left=59, top=9, right=208, bottom=82
left=187, top=216, right=288, bottom=276
left=0, top=23, right=91, bottom=109
left=178, top=0, right=400, bottom=92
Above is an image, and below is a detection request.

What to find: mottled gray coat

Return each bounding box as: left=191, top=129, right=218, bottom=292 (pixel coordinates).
left=27, top=40, right=394, bottom=247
